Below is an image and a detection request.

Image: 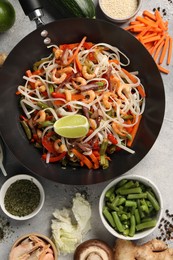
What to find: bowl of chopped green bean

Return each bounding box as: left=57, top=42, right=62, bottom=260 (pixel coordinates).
left=0, top=174, right=45, bottom=220
left=99, top=175, right=163, bottom=240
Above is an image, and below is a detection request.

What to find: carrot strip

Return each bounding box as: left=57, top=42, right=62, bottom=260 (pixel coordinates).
left=72, top=148, right=93, bottom=169
left=136, top=16, right=157, bottom=27
left=142, top=35, right=161, bottom=44
left=167, top=36, right=172, bottom=65
left=159, top=35, right=170, bottom=64
left=155, top=9, right=167, bottom=31
left=157, top=64, right=169, bottom=74
left=65, top=36, right=87, bottom=65
left=89, top=152, right=99, bottom=169
left=143, top=10, right=156, bottom=21
left=127, top=115, right=142, bottom=147
left=153, top=40, right=165, bottom=62
left=71, top=93, right=85, bottom=101
left=75, top=54, right=82, bottom=71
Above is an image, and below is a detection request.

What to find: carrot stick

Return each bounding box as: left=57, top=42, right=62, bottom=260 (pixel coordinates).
left=157, top=64, right=169, bottom=74
left=142, top=35, right=161, bottom=44
left=65, top=36, right=87, bottom=66
left=89, top=152, right=99, bottom=169
left=127, top=115, right=142, bottom=147
left=143, top=10, right=156, bottom=21
left=136, top=16, right=157, bottom=27
left=153, top=40, right=165, bottom=62
left=71, top=148, right=93, bottom=169
left=155, top=9, right=167, bottom=31
left=167, top=36, right=172, bottom=65
left=159, top=35, right=170, bottom=64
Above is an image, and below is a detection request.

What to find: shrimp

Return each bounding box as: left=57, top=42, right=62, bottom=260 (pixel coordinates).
left=64, top=89, right=72, bottom=102
left=110, top=75, right=121, bottom=91
left=117, top=83, right=131, bottom=100
left=83, top=90, right=96, bottom=104
left=51, top=68, right=67, bottom=84
left=72, top=76, right=87, bottom=90
left=54, top=139, right=67, bottom=153
left=54, top=48, right=63, bottom=59
left=82, top=65, right=96, bottom=80
left=89, top=118, right=97, bottom=130
left=112, top=121, right=128, bottom=137
left=102, top=91, right=116, bottom=109
left=34, top=110, right=46, bottom=123
left=35, top=79, right=46, bottom=92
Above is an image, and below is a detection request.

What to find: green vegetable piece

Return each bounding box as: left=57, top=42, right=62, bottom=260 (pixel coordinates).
left=136, top=219, right=157, bottom=231
left=112, top=211, right=124, bottom=233
left=146, top=191, right=160, bottom=211
left=127, top=193, right=147, bottom=199
left=103, top=206, right=115, bottom=228
left=118, top=187, right=142, bottom=195
left=125, top=200, right=137, bottom=208
left=137, top=199, right=145, bottom=218
left=105, top=186, right=115, bottom=199
left=37, top=101, right=49, bottom=109
left=117, top=197, right=126, bottom=206
left=129, top=215, right=136, bottom=237
left=21, top=121, right=32, bottom=140
left=123, top=228, right=130, bottom=236
left=134, top=208, right=141, bottom=225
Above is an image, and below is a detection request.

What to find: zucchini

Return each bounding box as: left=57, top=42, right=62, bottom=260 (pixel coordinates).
left=49, top=0, right=96, bottom=19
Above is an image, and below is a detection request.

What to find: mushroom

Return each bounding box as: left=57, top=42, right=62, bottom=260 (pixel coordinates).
left=74, top=239, right=114, bottom=260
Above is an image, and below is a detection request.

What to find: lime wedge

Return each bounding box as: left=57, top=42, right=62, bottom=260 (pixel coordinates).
left=54, top=115, right=89, bottom=138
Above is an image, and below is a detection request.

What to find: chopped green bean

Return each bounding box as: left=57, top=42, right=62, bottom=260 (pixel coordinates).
left=103, top=206, right=115, bottom=228
left=146, top=191, right=160, bottom=211
left=118, top=187, right=142, bottom=195
left=129, top=215, right=136, bottom=237
left=136, top=219, right=157, bottom=231
left=112, top=211, right=124, bottom=233
left=21, top=121, right=32, bottom=140
left=134, top=208, right=141, bottom=225
left=125, top=200, right=137, bottom=208
left=127, top=193, right=147, bottom=199
left=105, top=186, right=115, bottom=199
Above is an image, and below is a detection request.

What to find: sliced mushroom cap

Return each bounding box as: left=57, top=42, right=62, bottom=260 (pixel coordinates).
left=74, top=239, right=114, bottom=260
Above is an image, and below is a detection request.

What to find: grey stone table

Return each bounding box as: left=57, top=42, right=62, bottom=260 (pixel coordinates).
left=0, top=0, right=173, bottom=259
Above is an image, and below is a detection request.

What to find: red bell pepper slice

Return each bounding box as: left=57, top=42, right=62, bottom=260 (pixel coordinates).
left=42, top=132, right=56, bottom=153
left=42, top=152, right=66, bottom=162
left=108, top=134, right=118, bottom=145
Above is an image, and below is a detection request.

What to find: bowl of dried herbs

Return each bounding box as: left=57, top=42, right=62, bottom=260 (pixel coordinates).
left=0, top=174, right=45, bottom=220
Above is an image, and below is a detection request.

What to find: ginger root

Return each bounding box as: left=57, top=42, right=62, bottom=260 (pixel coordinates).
left=114, top=238, right=173, bottom=260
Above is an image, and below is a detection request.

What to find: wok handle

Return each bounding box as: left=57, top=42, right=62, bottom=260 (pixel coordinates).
left=18, top=0, right=44, bottom=27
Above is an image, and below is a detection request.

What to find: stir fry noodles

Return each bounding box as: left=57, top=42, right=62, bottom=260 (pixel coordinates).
left=17, top=36, right=146, bottom=169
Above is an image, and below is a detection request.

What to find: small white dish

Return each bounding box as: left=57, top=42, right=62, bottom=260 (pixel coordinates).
left=99, top=175, right=163, bottom=240
left=99, top=0, right=143, bottom=23
left=0, top=174, right=45, bottom=220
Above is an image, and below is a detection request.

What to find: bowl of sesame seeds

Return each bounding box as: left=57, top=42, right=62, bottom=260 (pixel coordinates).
left=99, top=0, right=143, bottom=23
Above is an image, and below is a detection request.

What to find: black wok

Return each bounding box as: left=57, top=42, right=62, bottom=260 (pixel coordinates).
left=0, top=0, right=165, bottom=185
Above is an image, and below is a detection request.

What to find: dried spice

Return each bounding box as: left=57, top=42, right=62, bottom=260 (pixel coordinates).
left=156, top=209, right=173, bottom=241
left=4, top=179, right=40, bottom=217
left=0, top=216, right=13, bottom=241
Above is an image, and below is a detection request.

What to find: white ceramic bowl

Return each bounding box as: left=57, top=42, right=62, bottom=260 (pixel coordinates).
left=99, top=175, right=163, bottom=240
left=99, top=0, right=143, bottom=23
left=9, top=233, right=57, bottom=259
left=0, top=174, right=45, bottom=220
